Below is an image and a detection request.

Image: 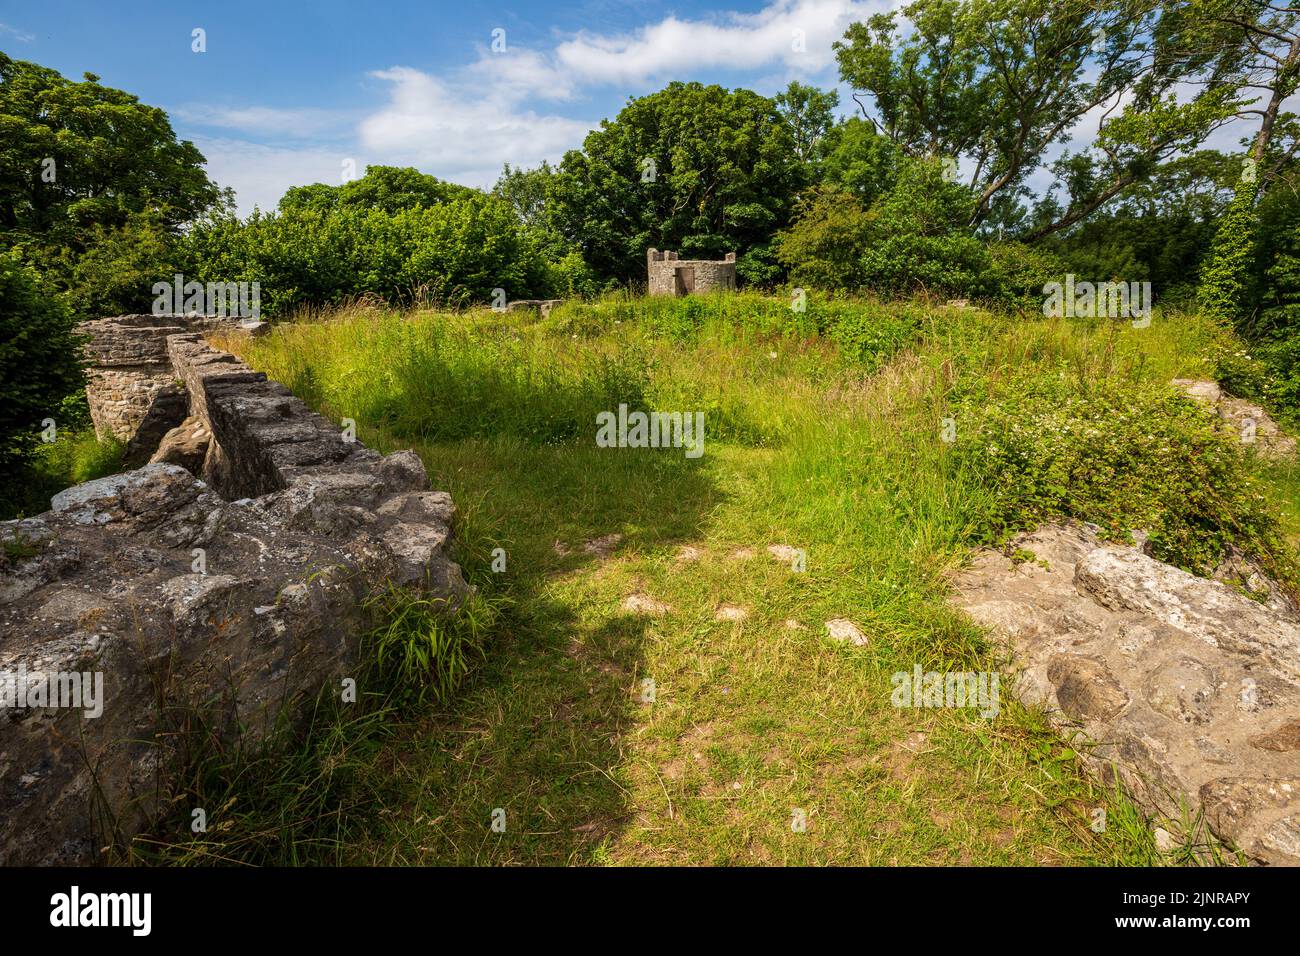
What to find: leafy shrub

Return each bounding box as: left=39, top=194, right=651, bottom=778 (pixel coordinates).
left=857, top=159, right=993, bottom=300
left=65, top=208, right=181, bottom=318
left=953, top=370, right=1294, bottom=582
left=1252, top=335, right=1300, bottom=426
left=986, top=241, right=1069, bottom=311
left=542, top=249, right=600, bottom=299
left=776, top=186, right=870, bottom=291
left=182, top=194, right=550, bottom=316
left=823, top=301, right=921, bottom=368
left=1197, top=181, right=1258, bottom=321
left=0, top=251, right=85, bottom=467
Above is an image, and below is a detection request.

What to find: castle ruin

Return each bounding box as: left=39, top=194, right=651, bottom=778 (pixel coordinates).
left=647, top=248, right=737, bottom=297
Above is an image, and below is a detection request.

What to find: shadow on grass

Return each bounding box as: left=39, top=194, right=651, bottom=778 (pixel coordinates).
left=348, top=436, right=725, bottom=864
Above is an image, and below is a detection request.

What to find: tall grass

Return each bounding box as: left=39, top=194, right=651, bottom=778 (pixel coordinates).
left=193, top=295, right=1292, bottom=866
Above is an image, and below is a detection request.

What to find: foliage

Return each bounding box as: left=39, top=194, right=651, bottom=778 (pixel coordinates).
left=814, top=116, right=901, bottom=205
left=493, top=161, right=557, bottom=229
left=0, top=251, right=85, bottom=467
left=857, top=157, right=995, bottom=298
left=65, top=208, right=182, bottom=318
left=986, top=241, right=1069, bottom=311
left=776, top=186, right=872, bottom=291
left=182, top=194, right=550, bottom=315
left=278, top=165, right=477, bottom=214
left=834, top=0, right=1242, bottom=237
left=1197, top=179, right=1259, bottom=321
left=0, top=53, right=224, bottom=291
left=774, top=81, right=839, bottom=161
left=953, top=369, right=1293, bottom=582
left=547, top=82, right=805, bottom=284
left=778, top=158, right=994, bottom=299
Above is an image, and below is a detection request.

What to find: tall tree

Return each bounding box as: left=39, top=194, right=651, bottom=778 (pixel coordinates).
left=0, top=53, right=224, bottom=272
left=279, top=165, right=476, bottom=214
left=1185, top=1, right=1299, bottom=318
left=493, top=161, right=557, bottom=228
left=774, top=81, right=840, bottom=161
left=547, top=82, right=804, bottom=284
left=834, top=0, right=1243, bottom=238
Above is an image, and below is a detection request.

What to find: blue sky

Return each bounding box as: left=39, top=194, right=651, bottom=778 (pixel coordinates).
left=0, top=0, right=1271, bottom=214
left=3, top=0, right=899, bottom=213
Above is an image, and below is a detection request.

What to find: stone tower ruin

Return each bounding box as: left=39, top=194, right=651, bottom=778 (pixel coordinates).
left=647, top=248, right=737, bottom=296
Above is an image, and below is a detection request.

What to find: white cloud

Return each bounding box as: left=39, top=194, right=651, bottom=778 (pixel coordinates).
left=194, top=137, right=353, bottom=214
left=358, top=66, right=594, bottom=185
left=175, top=105, right=353, bottom=139
left=552, top=0, right=887, bottom=85
left=191, top=0, right=903, bottom=214
left=0, top=22, right=34, bottom=42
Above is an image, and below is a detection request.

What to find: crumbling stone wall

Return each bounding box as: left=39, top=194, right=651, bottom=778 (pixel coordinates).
left=952, top=523, right=1300, bottom=865
left=78, top=313, right=267, bottom=466
left=0, top=318, right=466, bottom=864
left=647, top=248, right=737, bottom=296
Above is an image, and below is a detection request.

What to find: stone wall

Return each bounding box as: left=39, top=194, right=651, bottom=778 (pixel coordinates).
left=952, top=523, right=1300, bottom=864
left=0, top=318, right=466, bottom=864
left=647, top=248, right=737, bottom=296
left=78, top=313, right=267, bottom=466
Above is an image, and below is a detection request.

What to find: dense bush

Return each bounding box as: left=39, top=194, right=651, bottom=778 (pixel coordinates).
left=66, top=209, right=182, bottom=317
left=0, top=251, right=85, bottom=467
left=182, top=194, right=552, bottom=316
left=953, top=370, right=1294, bottom=581
left=857, top=159, right=994, bottom=299
left=775, top=186, right=871, bottom=291
left=985, top=242, right=1070, bottom=312
left=547, top=82, right=805, bottom=284
left=0, top=53, right=224, bottom=300
left=778, top=158, right=994, bottom=300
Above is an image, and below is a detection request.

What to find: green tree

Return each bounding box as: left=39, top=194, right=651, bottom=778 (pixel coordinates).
left=0, top=251, right=84, bottom=467
left=183, top=193, right=548, bottom=315
left=774, top=81, right=840, bottom=161
left=815, top=116, right=902, bottom=204
left=67, top=209, right=182, bottom=317
left=858, top=157, right=995, bottom=297
left=279, top=165, right=477, bottom=214
left=0, top=53, right=223, bottom=286
left=547, top=82, right=805, bottom=284
left=775, top=185, right=872, bottom=290
left=493, top=161, right=556, bottom=228
left=834, top=0, right=1242, bottom=237
left=778, top=156, right=995, bottom=298
left=1186, top=0, right=1299, bottom=318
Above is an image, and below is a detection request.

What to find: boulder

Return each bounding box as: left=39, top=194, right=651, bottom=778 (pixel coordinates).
left=952, top=523, right=1300, bottom=865
left=1172, top=378, right=1296, bottom=458
left=148, top=415, right=210, bottom=474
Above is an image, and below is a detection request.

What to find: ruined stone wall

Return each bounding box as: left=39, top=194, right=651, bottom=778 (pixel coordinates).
left=0, top=318, right=465, bottom=864
left=647, top=248, right=737, bottom=296
left=953, top=523, right=1300, bottom=865
left=78, top=314, right=267, bottom=466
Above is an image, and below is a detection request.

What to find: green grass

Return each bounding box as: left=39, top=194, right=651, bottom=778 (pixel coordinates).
left=0, top=427, right=125, bottom=520
left=179, top=293, right=1293, bottom=866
